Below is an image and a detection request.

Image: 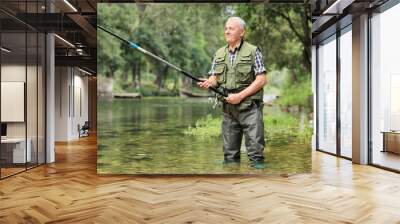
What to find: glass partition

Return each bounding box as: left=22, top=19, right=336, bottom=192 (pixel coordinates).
left=339, top=26, right=352, bottom=158
left=0, top=1, right=46, bottom=179
left=1, top=30, right=28, bottom=177
left=317, top=35, right=337, bottom=154
left=371, top=3, right=400, bottom=171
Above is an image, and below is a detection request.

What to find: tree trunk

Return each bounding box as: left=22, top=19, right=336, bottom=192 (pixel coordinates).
left=136, top=62, right=141, bottom=89
left=161, top=66, right=168, bottom=89
left=291, top=68, right=298, bottom=83
left=106, top=65, right=117, bottom=78
left=131, top=62, right=137, bottom=88
left=124, top=66, right=128, bottom=81
left=172, top=77, right=178, bottom=92
left=182, top=77, right=191, bottom=91
left=154, top=66, right=168, bottom=91
left=154, top=69, right=163, bottom=90
left=302, top=2, right=311, bottom=72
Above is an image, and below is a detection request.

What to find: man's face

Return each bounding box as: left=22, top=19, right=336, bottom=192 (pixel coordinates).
left=224, top=19, right=244, bottom=45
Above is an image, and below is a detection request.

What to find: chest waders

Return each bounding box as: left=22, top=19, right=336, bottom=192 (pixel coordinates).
left=214, top=41, right=266, bottom=165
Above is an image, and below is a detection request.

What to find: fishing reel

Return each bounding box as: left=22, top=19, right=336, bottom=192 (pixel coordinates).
left=209, top=86, right=229, bottom=109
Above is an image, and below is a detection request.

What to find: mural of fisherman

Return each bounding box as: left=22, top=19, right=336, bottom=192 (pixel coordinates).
left=198, top=17, right=267, bottom=168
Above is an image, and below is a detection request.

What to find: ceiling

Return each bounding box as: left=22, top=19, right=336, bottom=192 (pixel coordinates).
left=311, top=0, right=390, bottom=43
left=0, top=0, right=97, bottom=74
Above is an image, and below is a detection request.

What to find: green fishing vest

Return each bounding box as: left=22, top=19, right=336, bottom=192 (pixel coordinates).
left=213, top=41, right=264, bottom=103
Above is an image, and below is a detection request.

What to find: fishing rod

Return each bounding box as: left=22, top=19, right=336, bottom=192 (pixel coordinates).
left=97, top=25, right=228, bottom=97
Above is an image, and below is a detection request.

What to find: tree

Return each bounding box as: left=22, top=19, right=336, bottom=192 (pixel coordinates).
left=235, top=3, right=311, bottom=81
left=98, top=2, right=311, bottom=105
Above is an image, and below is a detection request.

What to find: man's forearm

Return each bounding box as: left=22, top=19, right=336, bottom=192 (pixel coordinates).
left=238, top=74, right=267, bottom=100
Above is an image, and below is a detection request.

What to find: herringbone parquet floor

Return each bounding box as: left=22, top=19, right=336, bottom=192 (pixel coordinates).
left=1, top=134, right=400, bottom=224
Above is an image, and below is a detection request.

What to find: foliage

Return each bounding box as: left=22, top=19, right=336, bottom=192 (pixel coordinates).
left=184, top=111, right=312, bottom=146
left=97, top=3, right=312, bottom=110
left=276, top=76, right=312, bottom=109
left=97, top=4, right=130, bottom=78
left=183, top=114, right=221, bottom=140
left=264, top=112, right=312, bottom=146
left=235, top=3, right=311, bottom=73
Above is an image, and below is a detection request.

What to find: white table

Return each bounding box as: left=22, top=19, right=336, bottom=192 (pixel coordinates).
left=1, top=138, right=31, bottom=163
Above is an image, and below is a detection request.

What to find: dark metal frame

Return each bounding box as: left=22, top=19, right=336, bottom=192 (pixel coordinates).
left=336, top=19, right=341, bottom=158
left=315, top=44, right=319, bottom=151
left=25, top=1, right=28, bottom=171
left=367, top=10, right=372, bottom=166
left=44, top=0, right=47, bottom=165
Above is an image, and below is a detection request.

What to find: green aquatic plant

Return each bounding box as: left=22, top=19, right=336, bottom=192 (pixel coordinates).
left=184, top=112, right=312, bottom=146
left=183, top=114, right=221, bottom=140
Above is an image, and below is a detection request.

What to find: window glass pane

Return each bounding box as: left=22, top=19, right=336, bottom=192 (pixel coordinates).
left=1, top=10, right=28, bottom=177
left=371, top=3, right=400, bottom=171
left=340, top=28, right=352, bottom=158
left=318, top=36, right=337, bottom=154
left=0, top=0, right=46, bottom=178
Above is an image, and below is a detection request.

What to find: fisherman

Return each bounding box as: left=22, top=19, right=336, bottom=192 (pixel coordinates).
left=197, top=16, right=267, bottom=167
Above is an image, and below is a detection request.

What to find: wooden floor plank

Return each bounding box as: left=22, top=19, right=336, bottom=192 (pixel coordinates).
left=0, top=134, right=399, bottom=223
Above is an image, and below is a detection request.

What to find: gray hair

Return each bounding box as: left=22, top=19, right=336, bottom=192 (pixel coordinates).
left=227, top=16, right=246, bottom=30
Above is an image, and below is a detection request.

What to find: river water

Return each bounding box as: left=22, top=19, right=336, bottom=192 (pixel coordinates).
left=97, top=97, right=311, bottom=174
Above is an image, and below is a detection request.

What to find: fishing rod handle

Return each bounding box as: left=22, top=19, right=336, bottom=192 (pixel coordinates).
left=209, top=86, right=228, bottom=97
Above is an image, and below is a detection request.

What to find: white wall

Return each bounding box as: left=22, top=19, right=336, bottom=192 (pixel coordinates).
left=1, top=82, right=25, bottom=122
left=55, top=66, right=69, bottom=141
left=1, top=65, right=26, bottom=139
left=1, top=65, right=41, bottom=137
left=1, top=63, right=46, bottom=164
left=55, top=66, right=89, bottom=141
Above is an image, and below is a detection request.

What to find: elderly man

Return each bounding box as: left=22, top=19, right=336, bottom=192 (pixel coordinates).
left=198, top=16, right=267, bottom=167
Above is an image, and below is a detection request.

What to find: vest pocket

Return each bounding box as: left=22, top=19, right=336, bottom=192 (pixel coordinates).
left=240, top=55, right=252, bottom=62
left=236, top=63, right=253, bottom=84
left=214, top=63, right=226, bottom=83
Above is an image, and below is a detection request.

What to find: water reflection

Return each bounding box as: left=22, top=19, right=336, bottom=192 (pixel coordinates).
left=97, top=97, right=311, bottom=174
